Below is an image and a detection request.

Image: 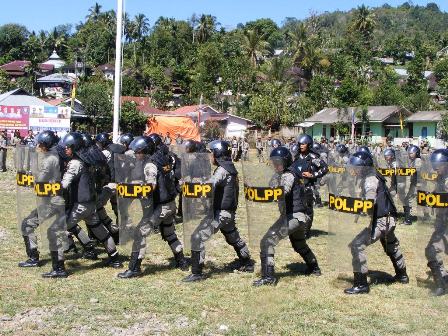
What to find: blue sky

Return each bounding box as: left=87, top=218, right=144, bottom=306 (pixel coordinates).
left=0, top=0, right=446, bottom=32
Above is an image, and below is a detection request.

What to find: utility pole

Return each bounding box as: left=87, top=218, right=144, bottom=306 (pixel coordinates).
left=112, top=0, right=124, bottom=142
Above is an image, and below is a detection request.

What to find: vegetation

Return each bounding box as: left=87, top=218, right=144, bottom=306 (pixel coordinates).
left=0, top=2, right=448, bottom=129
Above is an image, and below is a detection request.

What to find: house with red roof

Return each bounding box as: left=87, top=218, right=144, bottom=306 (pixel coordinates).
left=120, top=96, right=167, bottom=116
left=0, top=60, right=54, bottom=78
left=172, top=104, right=253, bottom=137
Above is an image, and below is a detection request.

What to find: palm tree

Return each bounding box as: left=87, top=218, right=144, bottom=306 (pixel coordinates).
left=87, top=2, right=102, bottom=22
left=350, top=5, right=376, bottom=40
left=241, top=29, right=270, bottom=68
left=130, top=14, right=150, bottom=66
left=196, top=14, right=217, bottom=43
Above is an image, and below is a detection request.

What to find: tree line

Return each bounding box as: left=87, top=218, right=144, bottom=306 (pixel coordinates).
left=0, top=2, right=448, bottom=132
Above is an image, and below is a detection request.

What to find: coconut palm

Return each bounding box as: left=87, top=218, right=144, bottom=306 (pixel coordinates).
left=87, top=2, right=102, bottom=22
left=196, top=14, right=217, bottom=43
left=350, top=5, right=376, bottom=40
left=241, top=29, right=270, bottom=67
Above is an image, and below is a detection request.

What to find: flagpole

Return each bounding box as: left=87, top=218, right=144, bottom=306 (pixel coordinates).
left=112, top=0, right=124, bottom=142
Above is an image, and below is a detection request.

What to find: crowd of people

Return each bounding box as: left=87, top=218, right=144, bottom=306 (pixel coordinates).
left=10, top=129, right=448, bottom=297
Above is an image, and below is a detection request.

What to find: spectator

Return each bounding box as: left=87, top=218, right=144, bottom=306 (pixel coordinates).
left=22, top=130, right=36, bottom=147
left=164, top=132, right=172, bottom=146
left=175, top=133, right=183, bottom=145
left=0, top=130, right=7, bottom=172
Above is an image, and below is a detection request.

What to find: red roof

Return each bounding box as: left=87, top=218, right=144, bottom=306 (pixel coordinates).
left=0, top=60, right=54, bottom=76
left=121, top=96, right=151, bottom=107
left=120, top=96, right=169, bottom=115
left=172, top=105, right=204, bottom=115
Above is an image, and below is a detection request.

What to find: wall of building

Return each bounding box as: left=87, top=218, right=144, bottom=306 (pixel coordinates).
left=412, top=121, right=437, bottom=139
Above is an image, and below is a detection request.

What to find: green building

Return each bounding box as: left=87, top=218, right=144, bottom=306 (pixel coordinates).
left=304, top=106, right=412, bottom=143
left=406, top=110, right=446, bottom=147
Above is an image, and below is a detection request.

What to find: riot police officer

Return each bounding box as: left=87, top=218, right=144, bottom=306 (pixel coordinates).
left=117, top=136, right=158, bottom=278
left=290, top=134, right=328, bottom=235
left=402, top=145, right=421, bottom=225
left=253, top=147, right=321, bottom=286
left=183, top=140, right=253, bottom=282
left=147, top=133, right=188, bottom=270
left=61, top=132, right=122, bottom=268
left=425, top=149, right=448, bottom=296
left=18, top=131, right=59, bottom=268
left=345, top=151, right=409, bottom=294
left=95, top=132, right=126, bottom=243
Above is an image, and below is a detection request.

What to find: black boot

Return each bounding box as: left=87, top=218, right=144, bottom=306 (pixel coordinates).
left=315, top=196, right=323, bottom=208
left=305, top=261, right=322, bottom=276
left=64, top=234, right=79, bottom=254
left=253, top=256, right=277, bottom=287
left=428, top=262, right=446, bottom=296
left=106, top=251, right=123, bottom=268
left=344, top=272, right=370, bottom=294
left=118, top=252, right=142, bottom=278
left=82, top=241, right=98, bottom=260
left=403, top=206, right=412, bottom=225
left=390, top=256, right=409, bottom=284
left=111, top=231, right=120, bottom=245
left=18, top=236, right=40, bottom=267
left=182, top=251, right=205, bottom=282
left=174, top=251, right=189, bottom=271
left=234, top=247, right=254, bottom=272
left=42, top=252, right=68, bottom=278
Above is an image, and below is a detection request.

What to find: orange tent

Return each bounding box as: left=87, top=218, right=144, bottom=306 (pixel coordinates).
left=146, top=115, right=201, bottom=141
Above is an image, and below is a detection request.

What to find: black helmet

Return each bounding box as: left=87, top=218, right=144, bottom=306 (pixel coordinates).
left=297, top=134, right=313, bottom=146
left=209, top=140, right=231, bottom=158
left=290, top=143, right=300, bottom=159
left=130, top=136, right=155, bottom=155
left=271, top=138, right=282, bottom=148
left=95, top=132, right=112, bottom=147
left=336, top=144, right=348, bottom=154
left=36, top=130, right=59, bottom=149
left=270, top=146, right=292, bottom=168
left=358, top=146, right=371, bottom=155
left=184, top=140, right=197, bottom=153
left=80, top=133, right=95, bottom=147
left=118, top=133, right=134, bottom=148
left=383, top=148, right=395, bottom=159
left=407, top=144, right=420, bottom=158
left=430, top=148, right=448, bottom=169
left=61, top=132, right=84, bottom=151
left=349, top=151, right=374, bottom=167
left=148, top=133, right=162, bottom=148
left=312, top=142, right=322, bottom=152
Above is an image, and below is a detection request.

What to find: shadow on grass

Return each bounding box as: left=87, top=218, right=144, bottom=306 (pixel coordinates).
left=307, top=229, right=329, bottom=238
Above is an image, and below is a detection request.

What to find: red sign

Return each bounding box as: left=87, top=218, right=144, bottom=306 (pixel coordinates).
left=0, top=106, right=30, bottom=137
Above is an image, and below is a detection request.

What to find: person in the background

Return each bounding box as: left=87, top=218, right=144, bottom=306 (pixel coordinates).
left=0, top=130, right=7, bottom=172
left=256, top=136, right=265, bottom=163
left=231, top=136, right=239, bottom=161
left=11, top=130, right=22, bottom=147
left=23, top=130, right=36, bottom=147
left=175, top=133, right=183, bottom=145
left=164, top=132, right=172, bottom=146
left=241, top=138, right=250, bottom=161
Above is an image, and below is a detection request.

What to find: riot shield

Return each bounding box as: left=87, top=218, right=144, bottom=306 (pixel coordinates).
left=32, top=150, right=68, bottom=254
left=327, top=165, right=376, bottom=275
left=241, top=160, right=288, bottom=254
left=115, top=153, right=155, bottom=255
left=169, top=144, right=184, bottom=157
left=15, top=146, right=37, bottom=235
left=180, top=152, right=213, bottom=251
left=415, top=158, right=447, bottom=290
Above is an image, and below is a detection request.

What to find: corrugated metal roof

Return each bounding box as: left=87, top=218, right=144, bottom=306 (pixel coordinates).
left=305, top=106, right=410, bottom=124
left=0, top=88, right=52, bottom=106
left=407, top=111, right=445, bottom=122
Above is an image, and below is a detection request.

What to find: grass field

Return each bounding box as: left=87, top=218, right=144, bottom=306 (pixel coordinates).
left=0, top=149, right=447, bottom=336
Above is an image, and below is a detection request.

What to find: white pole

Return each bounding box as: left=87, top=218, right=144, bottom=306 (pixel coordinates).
left=112, top=0, right=124, bottom=142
